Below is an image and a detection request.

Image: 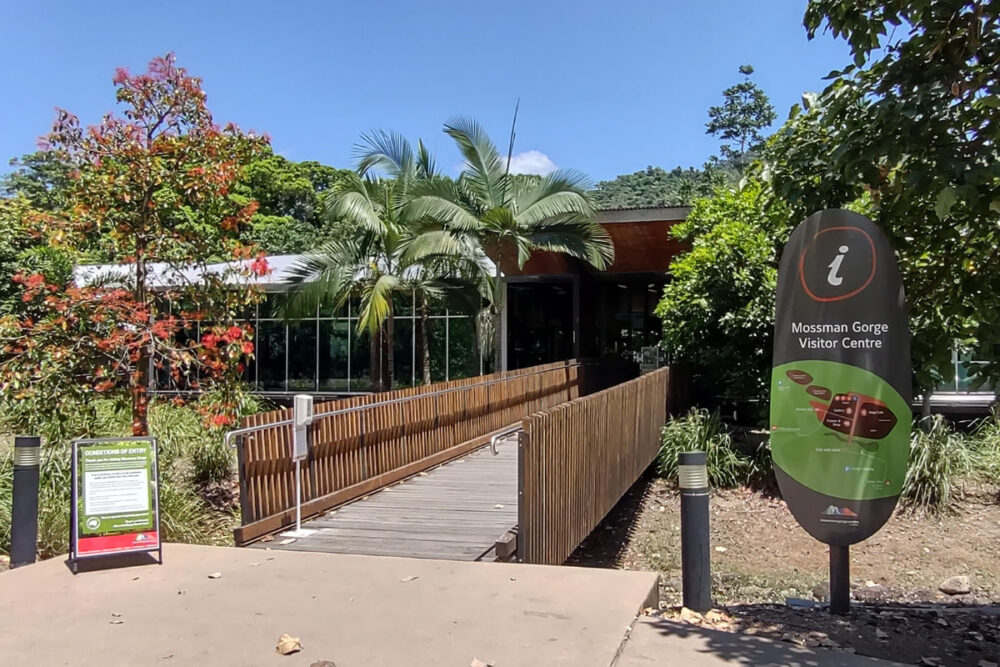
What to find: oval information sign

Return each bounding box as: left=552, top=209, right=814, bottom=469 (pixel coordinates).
left=770, top=209, right=911, bottom=546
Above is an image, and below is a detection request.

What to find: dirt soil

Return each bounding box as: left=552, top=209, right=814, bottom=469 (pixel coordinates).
left=568, top=475, right=1000, bottom=666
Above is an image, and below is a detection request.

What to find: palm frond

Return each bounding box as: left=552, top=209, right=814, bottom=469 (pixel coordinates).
left=405, top=178, right=483, bottom=232
left=515, top=170, right=595, bottom=226
left=444, top=116, right=508, bottom=208
left=416, top=138, right=438, bottom=178
left=354, top=129, right=415, bottom=181
left=323, top=175, right=386, bottom=235
left=527, top=223, right=615, bottom=270
left=357, top=272, right=401, bottom=335
left=281, top=239, right=360, bottom=318
left=400, top=230, right=473, bottom=265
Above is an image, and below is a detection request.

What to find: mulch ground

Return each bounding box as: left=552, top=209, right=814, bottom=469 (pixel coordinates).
left=568, top=473, right=1000, bottom=666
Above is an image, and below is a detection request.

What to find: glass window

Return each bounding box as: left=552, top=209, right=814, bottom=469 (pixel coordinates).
left=319, top=320, right=350, bottom=391
left=288, top=320, right=318, bottom=391
left=256, top=321, right=286, bottom=390
left=392, top=319, right=414, bottom=388
left=449, top=317, right=479, bottom=379
left=423, top=317, right=447, bottom=383
left=257, top=293, right=281, bottom=320
left=350, top=327, right=374, bottom=392
left=393, top=291, right=414, bottom=316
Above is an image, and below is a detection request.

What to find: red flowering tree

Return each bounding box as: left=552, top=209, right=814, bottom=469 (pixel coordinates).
left=0, top=54, right=270, bottom=435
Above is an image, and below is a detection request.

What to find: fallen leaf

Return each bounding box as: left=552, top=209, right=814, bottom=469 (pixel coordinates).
left=275, top=633, right=302, bottom=656
left=260, top=535, right=274, bottom=543
left=279, top=538, right=297, bottom=546
left=470, top=659, right=493, bottom=667
left=679, top=607, right=703, bottom=624
left=401, top=575, right=419, bottom=582
left=875, top=629, right=889, bottom=639
left=208, top=572, right=222, bottom=579
left=131, top=576, right=140, bottom=581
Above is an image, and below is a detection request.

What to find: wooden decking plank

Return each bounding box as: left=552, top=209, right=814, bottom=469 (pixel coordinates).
left=250, top=440, right=519, bottom=560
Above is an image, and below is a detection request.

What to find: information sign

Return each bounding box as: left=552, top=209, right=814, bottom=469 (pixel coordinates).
left=70, top=437, right=162, bottom=570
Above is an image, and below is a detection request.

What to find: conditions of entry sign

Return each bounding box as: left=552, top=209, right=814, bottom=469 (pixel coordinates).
left=70, top=437, right=162, bottom=569
left=770, top=209, right=911, bottom=546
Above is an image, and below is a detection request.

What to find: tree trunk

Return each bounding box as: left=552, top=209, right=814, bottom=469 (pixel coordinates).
left=384, top=301, right=395, bottom=390
left=369, top=328, right=381, bottom=392
left=492, top=257, right=503, bottom=373
left=420, top=294, right=431, bottom=385
left=132, top=254, right=150, bottom=436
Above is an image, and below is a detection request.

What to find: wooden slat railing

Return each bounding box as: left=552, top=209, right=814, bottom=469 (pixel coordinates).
left=518, top=367, right=670, bottom=564
left=234, top=360, right=580, bottom=544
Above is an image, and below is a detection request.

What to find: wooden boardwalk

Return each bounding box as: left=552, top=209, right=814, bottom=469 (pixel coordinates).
left=250, top=438, right=518, bottom=561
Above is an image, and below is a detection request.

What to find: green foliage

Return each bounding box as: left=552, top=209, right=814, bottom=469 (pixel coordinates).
left=0, top=397, right=246, bottom=557
left=234, top=153, right=355, bottom=254
left=0, top=54, right=270, bottom=437
left=1, top=150, right=73, bottom=212
left=590, top=165, right=732, bottom=209
left=901, top=416, right=972, bottom=513
left=406, top=117, right=614, bottom=362
left=657, top=409, right=760, bottom=489
left=761, top=1, right=1000, bottom=393
left=655, top=181, right=790, bottom=407
left=706, top=65, right=777, bottom=172
left=968, top=412, right=1000, bottom=484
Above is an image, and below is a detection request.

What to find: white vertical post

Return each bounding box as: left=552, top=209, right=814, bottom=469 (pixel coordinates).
left=284, top=395, right=315, bottom=538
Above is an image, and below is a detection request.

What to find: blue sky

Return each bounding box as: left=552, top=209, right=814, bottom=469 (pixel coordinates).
left=1, top=1, right=850, bottom=183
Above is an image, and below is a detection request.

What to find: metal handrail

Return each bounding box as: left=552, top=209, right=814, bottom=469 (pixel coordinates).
left=489, top=425, right=522, bottom=455
left=225, top=361, right=580, bottom=448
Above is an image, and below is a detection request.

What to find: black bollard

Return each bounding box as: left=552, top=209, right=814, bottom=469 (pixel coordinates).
left=829, top=544, right=850, bottom=614
left=678, top=450, right=711, bottom=613
left=11, top=435, right=41, bottom=568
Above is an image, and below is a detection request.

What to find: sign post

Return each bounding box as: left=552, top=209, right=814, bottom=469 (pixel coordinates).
left=282, top=394, right=315, bottom=538
left=770, top=210, right=911, bottom=614
left=70, top=437, right=161, bottom=572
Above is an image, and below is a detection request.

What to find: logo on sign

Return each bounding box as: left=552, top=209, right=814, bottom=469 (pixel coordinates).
left=799, top=226, right=877, bottom=302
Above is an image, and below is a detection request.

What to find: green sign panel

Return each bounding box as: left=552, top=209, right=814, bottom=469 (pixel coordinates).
left=770, top=210, right=911, bottom=546
left=71, top=438, right=161, bottom=566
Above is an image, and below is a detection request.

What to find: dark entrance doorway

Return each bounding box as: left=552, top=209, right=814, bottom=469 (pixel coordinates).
left=506, top=280, right=575, bottom=370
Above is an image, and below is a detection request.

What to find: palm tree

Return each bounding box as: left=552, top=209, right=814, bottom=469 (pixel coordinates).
left=405, top=116, right=615, bottom=365
left=284, top=131, right=479, bottom=389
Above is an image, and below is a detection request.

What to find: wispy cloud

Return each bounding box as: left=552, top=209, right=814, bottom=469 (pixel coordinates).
left=507, top=150, right=557, bottom=176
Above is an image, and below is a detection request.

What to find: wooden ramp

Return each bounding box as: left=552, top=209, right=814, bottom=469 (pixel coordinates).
left=250, top=439, right=518, bottom=561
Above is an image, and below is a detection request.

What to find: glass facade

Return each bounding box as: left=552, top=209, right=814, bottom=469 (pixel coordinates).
left=234, top=292, right=485, bottom=394
left=937, top=347, right=994, bottom=393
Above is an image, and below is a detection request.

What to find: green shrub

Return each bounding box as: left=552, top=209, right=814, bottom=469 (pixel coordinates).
left=657, top=409, right=760, bottom=488
left=0, top=397, right=248, bottom=557
left=968, top=412, right=1000, bottom=485
left=901, top=415, right=972, bottom=513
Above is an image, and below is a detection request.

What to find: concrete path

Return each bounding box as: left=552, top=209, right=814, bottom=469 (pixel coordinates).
left=0, top=544, right=899, bottom=667
left=0, top=543, right=655, bottom=667
left=255, top=441, right=518, bottom=561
